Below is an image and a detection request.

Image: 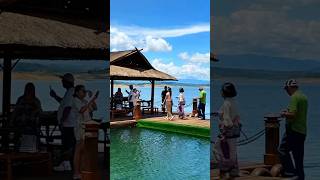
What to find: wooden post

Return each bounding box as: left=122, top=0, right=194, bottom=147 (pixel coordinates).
left=151, top=80, right=155, bottom=113
left=264, top=114, right=281, bottom=165
left=81, top=121, right=101, bottom=180
left=134, top=100, right=142, bottom=120
left=192, top=98, right=198, bottom=117
left=2, top=56, right=12, bottom=127
left=110, top=79, right=114, bottom=109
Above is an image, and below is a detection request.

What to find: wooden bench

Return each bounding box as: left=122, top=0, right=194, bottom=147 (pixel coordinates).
left=0, top=128, right=52, bottom=180
left=142, top=107, right=159, bottom=115
left=111, top=109, right=129, bottom=120
left=0, top=152, right=52, bottom=180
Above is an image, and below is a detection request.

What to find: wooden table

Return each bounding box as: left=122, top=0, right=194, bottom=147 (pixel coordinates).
left=0, top=152, right=52, bottom=180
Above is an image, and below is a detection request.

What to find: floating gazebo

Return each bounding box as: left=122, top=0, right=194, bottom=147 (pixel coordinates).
left=0, top=1, right=108, bottom=179
left=0, top=6, right=108, bottom=126
left=109, top=49, right=176, bottom=115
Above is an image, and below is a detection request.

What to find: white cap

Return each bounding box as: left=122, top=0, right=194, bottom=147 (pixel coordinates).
left=284, top=79, right=298, bottom=88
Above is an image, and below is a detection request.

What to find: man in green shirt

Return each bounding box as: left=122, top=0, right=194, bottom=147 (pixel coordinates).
left=279, top=79, right=308, bottom=180
left=198, top=87, right=206, bottom=120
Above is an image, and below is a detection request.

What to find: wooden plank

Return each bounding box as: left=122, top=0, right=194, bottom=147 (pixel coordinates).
left=211, top=161, right=287, bottom=180
left=142, top=116, right=210, bottom=128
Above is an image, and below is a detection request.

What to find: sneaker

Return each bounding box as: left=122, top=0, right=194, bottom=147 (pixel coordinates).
left=53, top=161, right=66, bottom=171
left=170, top=116, right=174, bottom=121
left=53, top=161, right=72, bottom=171
left=73, top=174, right=81, bottom=180
left=64, top=161, right=72, bottom=171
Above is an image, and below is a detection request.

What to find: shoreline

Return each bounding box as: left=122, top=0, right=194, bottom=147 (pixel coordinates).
left=214, top=77, right=320, bottom=85
left=0, top=72, right=107, bottom=81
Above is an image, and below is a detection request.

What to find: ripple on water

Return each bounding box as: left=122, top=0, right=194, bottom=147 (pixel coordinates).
left=111, top=128, right=210, bottom=180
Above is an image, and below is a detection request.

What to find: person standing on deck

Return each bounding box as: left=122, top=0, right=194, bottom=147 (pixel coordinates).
left=168, top=87, right=173, bottom=114
left=72, top=85, right=99, bottom=180
left=163, top=87, right=174, bottom=120
left=198, top=87, right=207, bottom=120
left=132, top=88, right=140, bottom=119
left=213, top=82, right=240, bottom=179
left=279, top=79, right=308, bottom=180
left=50, top=73, right=75, bottom=171
left=126, top=85, right=134, bottom=116
left=161, top=86, right=168, bottom=113
left=178, top=87, right=186, bottom=119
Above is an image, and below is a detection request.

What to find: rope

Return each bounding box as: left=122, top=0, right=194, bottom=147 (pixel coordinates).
left=211, top=116, right=265, bottom=146
left=237, top=129, right=265, bottom=146
left=211, top=129, right=265, bottom=146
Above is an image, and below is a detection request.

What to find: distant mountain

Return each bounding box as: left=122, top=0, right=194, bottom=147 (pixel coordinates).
left=114, top=79, right=210, bottom=86
left=213, top=67, right=320, bottom=80
left=214, top=54, right=320, bottom=72
left=12, top=61, right=107, bottom=73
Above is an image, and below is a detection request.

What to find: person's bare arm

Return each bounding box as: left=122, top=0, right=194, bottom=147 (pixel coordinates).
left=281, top=110, right=296, bottom=121
left=50, top=89, right=62, bottom=103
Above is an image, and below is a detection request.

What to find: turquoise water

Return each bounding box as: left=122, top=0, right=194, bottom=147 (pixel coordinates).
left=113, top=85, right=211, bottom=116
left=211, top=80, right=320, bottom=179
left=111, top=128, right=210, bottom=180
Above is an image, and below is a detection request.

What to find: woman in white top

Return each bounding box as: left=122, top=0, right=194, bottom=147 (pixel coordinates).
left=72, top=85, right=98, bottom=180
left=178, top=87, right=186, bottom=119
left=213, top=82, right=240, bottom=179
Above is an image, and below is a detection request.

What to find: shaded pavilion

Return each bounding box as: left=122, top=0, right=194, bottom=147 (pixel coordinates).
left=110, top=49, right=176, bottom=113
left=0, top=1, right=109, bottom=127
left=0, top=1, right=109, bottom=179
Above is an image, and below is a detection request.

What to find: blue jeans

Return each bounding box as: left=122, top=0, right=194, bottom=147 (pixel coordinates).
left=278, top=127, right=306, bottom=180
left=198, top=103, right=206, bottom=120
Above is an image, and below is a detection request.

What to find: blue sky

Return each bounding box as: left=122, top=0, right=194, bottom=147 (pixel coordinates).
left=213, top=0, right=320, bottom=61
left=111, top=0, right=210, bottom=80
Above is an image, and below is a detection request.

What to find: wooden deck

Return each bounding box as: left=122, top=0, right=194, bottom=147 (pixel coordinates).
left=142, top=116, right=210, bottom=128
left=211, top=162, right=287, bottom=180
left=12, top=153, right=109, bottom=180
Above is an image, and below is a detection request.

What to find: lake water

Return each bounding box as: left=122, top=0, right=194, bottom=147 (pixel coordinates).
left=111, top=128, right=210, bottom=180
left=0, top=80, right=108, bottom=121
left=113, top=85, right=211, bottom=116
left=211, top=80, right=320, bottom=179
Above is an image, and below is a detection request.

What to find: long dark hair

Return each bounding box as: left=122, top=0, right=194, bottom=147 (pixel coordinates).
left=24, top=82, right=36, bottom=98
left=168, top=87, right=172, bottom=97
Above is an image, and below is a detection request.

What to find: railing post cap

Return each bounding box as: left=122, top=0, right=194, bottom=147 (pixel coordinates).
left=264, top=113, right=282, bottom=122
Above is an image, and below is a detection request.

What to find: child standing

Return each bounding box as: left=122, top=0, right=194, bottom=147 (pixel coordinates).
left=213, top=82, right=240, bottom=179
left=71, top=85, right=99, bottom=180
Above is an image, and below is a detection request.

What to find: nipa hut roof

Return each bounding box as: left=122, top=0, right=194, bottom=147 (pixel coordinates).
left=110, top=49, right=177, bottom=81
left=0, top=12, right=108, bottom=59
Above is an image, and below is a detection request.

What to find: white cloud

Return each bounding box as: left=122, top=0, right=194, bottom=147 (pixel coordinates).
left=110, top=27, right=137, bottom=50
left=151, top=58, right=210, bottom=80
left=116, top=24, right=210, bottom=38
left=145, top=36, right=172, bottom=52
left=110, top=23, right=209, bottom=52
left=214, top=9, right=320, bottom=60
left=178, top=52, right=210, bottom=64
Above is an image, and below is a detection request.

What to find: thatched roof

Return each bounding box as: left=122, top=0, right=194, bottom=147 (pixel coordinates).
left=110, top=49, right=176, bottom=81
left=110, top=65, right=176, bottom=81
left=0, top=12, right=108, bottom=59
left=110, top=50, right=137, bottom=63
